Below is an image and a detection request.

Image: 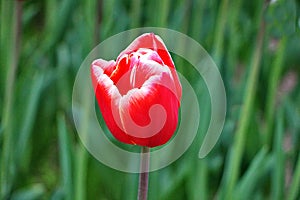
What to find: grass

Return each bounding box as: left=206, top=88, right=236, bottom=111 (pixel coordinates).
left=0, top=0, right=300, bottom=199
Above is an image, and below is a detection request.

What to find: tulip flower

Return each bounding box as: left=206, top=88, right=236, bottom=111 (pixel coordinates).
left=91, top=33, right=182, bottom=147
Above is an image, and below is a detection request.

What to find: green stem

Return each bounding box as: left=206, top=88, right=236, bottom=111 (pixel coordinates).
left=138, top=146, right=150, bottom=200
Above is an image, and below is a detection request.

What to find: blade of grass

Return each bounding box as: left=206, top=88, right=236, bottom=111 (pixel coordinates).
left=16, top=73, right=44, bottom=171
left=155, top=0, right=170, bottom=27
left=212, top=0, right=229, bottom=67
left=188, top=94, right=211, bottom=200
left=284, top=98, right=300, bottom=200
left=83, top=0, right=97, bottom=51
left=74, top=141, right=88, bottom=200
left=189, top=0, right=206, bottom=41
left=287, top=152, right=300, bottom=200
left=221, top=2, right=268, bottom=199
left=234, top=147, right=269, bottom=199
left=0, top=1, right=22, bottom=198
left=271, top=107, right=285, bottom=200
left=159, top=161, right=190, bottom=200
left=130, top=0, right=141, bottom=28
left=226, top=0, right=242, bottom=102
left=44, top=0, right=77, bottom=52
left=124, top=174, right=137, bottom=199
left=101, top=0, right=115, bottom=39
left=57, top=114, right=73, bottom=200
left=227, top=0, right=242, bottom=70
left=94, top=0, right=102, bottom=44
left=189, top=160, right=208, bottom=200
left=74, top=1, right=100, bottom=199
left=263, top=37, right=287, bottom=148
left=45, top=0, right=58, bottom=38
left=0, top=1, right=13, bottom=96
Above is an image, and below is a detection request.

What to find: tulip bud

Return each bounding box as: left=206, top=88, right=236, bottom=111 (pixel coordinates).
left=91, top=33, right=182, bottom=147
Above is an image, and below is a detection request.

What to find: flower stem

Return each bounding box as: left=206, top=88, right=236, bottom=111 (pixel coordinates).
left=138, top=146, right=150, bottom=200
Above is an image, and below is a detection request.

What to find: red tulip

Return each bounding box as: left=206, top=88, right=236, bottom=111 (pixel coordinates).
left=91, top=33, right=182, bottom=147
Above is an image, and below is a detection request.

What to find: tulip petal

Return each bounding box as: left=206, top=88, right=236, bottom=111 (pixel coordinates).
left=119, top=33, right=174, bottom=68
left=128, top=57, right=167, bottom=89
left=91, top=62, right=178, bottom=147
left=92, top=59, right=116, bottom=77
left=91, top=62, right=134, bottom=144
left=117, top=72, right=179, bottom=147
left=118, top=33, right=182, bottom=101
left=91, top=33, right=182, bottom=147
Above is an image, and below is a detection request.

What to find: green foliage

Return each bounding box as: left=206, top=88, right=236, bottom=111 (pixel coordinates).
left=0, top=0, right=299, bottom=199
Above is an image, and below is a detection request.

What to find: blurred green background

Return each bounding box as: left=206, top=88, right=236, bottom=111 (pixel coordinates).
left=1, top=0, right=300, bottom=199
